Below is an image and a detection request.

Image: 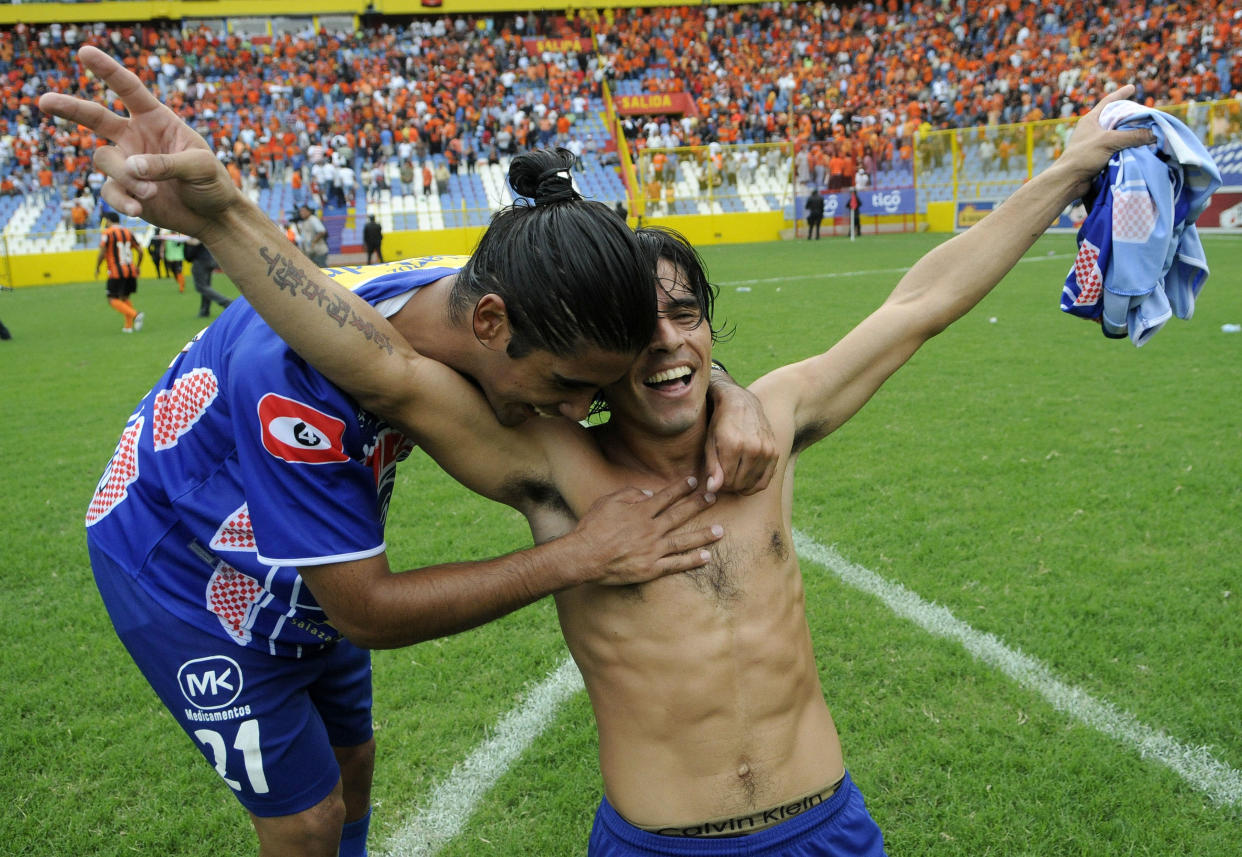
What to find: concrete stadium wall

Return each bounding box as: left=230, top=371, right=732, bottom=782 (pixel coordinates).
left=5, top=213, right=791, bottom=287
left=6, top=248, right=98, bottom=288
left=639, top=211, right=787, bottom=246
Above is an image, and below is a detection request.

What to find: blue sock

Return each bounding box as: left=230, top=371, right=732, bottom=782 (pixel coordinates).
left=339, top=807, right=371, bottom=857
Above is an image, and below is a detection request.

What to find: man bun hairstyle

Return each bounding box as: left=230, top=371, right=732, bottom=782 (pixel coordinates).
left=508, top=151, right=580, bottom=206
left=452, top=148, right=656, bottom=358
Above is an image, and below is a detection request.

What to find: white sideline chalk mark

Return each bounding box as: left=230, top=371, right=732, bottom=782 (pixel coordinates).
left=378, top=658, right=584, bottom=857
left=793, top=530, right=1242, bottom=807
left=718, top=253, right=1073, bottom=288
left=383, top=536, right=1238, bottom=857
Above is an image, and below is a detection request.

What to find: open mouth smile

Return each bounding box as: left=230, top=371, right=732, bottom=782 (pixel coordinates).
left=643, top=365, right=693, bottom=392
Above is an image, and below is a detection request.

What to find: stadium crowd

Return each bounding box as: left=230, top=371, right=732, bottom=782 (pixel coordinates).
left=0, top=0, right=1238, bottom=233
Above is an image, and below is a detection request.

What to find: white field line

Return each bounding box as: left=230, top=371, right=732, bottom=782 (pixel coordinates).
left=716, top=252, right=1073, bottom=288
left=378, top=658, right=584, bottom=857
left=792, top=530, right=1242, bottom=808
left=380, top=532, right=1239, bottom=855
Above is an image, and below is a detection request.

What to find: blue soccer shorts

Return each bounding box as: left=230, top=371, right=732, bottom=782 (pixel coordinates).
left=90, top=543, right=373, bottom=817
left=588, top=772, right=887, bottom=856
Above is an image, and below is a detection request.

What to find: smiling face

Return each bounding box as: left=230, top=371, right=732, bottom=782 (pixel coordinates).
left=602, top=258, right=714, bottom=437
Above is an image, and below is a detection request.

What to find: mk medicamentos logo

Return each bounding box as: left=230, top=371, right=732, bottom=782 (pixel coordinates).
left=178, top=655, right=243, bottom=711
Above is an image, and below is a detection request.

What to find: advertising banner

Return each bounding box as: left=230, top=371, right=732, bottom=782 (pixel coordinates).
left=522, top=37, right=592, bottom=55
left=1197, top=189, right=1242, bottom=229
left=956, top=200, right=997, bottom=229
left=798, top=189, right=915, bottom=219
left=614, top=92, right=700, bottom=118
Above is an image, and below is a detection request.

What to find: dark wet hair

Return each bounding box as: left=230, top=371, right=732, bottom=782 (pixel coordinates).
left=633, top=225, right=726, bottom=343
left=450, top=148, right=656, bottom=358
left=587, top=226, right=729, bottom=419
left=101, top=210, right=120, bottom=223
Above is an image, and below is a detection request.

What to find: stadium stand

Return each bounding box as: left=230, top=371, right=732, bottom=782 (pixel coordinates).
left=2, top=1, right=1240, bottom=257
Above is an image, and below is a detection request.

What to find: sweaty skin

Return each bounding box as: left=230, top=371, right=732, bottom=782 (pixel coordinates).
left=533, top=424, right=840, bottom=824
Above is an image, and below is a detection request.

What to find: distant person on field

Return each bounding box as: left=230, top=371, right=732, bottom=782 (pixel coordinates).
left=363, top=215, right=383, bottom=264
left=805, top=187, right=825, bottom=240
left=95, top=210, right=144, bottom=333
left=185, top=237, right=232, bottom=318
left=147, top=228, right=164, bottom=278
left=161, top=228, right=186, bottom=292
left=849, top=186, right=863, bottom=237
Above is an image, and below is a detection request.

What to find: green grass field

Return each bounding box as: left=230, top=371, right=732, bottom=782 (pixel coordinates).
left=2, top=233, right=1239, bottom=856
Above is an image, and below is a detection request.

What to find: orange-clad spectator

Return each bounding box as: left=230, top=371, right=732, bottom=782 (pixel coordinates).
left=70, top=202, right=90, bottom=246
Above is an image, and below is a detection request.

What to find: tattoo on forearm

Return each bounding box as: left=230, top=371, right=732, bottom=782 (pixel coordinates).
left=257, top=246, right=394, bottom=355
left=259, top=246, right=308, bottom=296
left=348, top=310, right=395, bottom=354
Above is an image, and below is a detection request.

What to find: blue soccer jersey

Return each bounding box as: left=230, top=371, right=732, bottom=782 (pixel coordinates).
left=86, top=256, right=468, bottom=657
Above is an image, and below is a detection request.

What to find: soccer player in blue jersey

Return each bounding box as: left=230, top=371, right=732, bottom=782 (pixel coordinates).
left=40, top=47, right=777, bottom=857
left=184, top=88, right=1155, bottom=855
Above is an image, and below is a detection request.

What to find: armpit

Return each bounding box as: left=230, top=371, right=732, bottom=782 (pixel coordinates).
left=502, top=474, right=574, bottom=517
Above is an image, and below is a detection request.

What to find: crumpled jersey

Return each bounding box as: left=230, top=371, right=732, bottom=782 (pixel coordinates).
left=1061, top=101, right=1221, bottom=346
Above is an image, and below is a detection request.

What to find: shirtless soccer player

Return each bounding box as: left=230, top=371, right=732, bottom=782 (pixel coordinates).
left=118, top=87, right=1153, bottom=855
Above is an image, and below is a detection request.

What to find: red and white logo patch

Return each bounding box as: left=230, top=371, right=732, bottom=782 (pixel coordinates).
left=210, top=503, right=257, bottom=552
left=153, top=367, right=219, bottom=450
left=206, top=563, right=266, bottom=646
left=1072, top=239, right=1104, bottom=307
left=257, top=393, right=349, bottom=465
left=86, top=416, right=143, bottom=526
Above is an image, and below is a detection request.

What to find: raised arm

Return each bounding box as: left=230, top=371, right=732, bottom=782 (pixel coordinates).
left=39, top=46, right=545, bottom=500
left=754, top=85, right=1156, bottom=449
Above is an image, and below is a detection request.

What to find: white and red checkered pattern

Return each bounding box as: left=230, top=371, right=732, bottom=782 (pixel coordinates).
left=86, top=416, right=144, bottom=526
left=1112, top=189, right=1158, bottom=243
left=210, top=504, right=257, bottom=552
left=1072, top=239, right=1104, bottom=306
left=206, top=563, right=265, bottom=645
left=153, top=368, right=219, bottom=451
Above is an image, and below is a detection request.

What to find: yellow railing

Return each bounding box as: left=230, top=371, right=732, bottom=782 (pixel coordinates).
left=916, top=96, right=1242, bottom=205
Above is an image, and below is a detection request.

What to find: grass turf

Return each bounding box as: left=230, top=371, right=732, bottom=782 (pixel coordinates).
left=1, top=233, right=1238, bottom=856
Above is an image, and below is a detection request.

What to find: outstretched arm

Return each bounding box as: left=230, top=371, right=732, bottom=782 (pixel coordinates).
left=754, top=85, right=1156, bottom=448
left=39, top=47, right=529, bottom=484
left=39, top=47, right=403, bottom=401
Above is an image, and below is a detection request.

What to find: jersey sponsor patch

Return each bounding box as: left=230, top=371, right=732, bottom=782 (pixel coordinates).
left=86, top=415, right=144, bottom=526
left=257, top=393, right=349, bottom=464
left=211, top=503, right=257, bottom=552
left=153, top=367, right=219, bottom=450
left=177, top=655, right=244, bottom=710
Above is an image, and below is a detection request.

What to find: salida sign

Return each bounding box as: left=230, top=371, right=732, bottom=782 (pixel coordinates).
left=614, top=92, right=700, bottom=117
